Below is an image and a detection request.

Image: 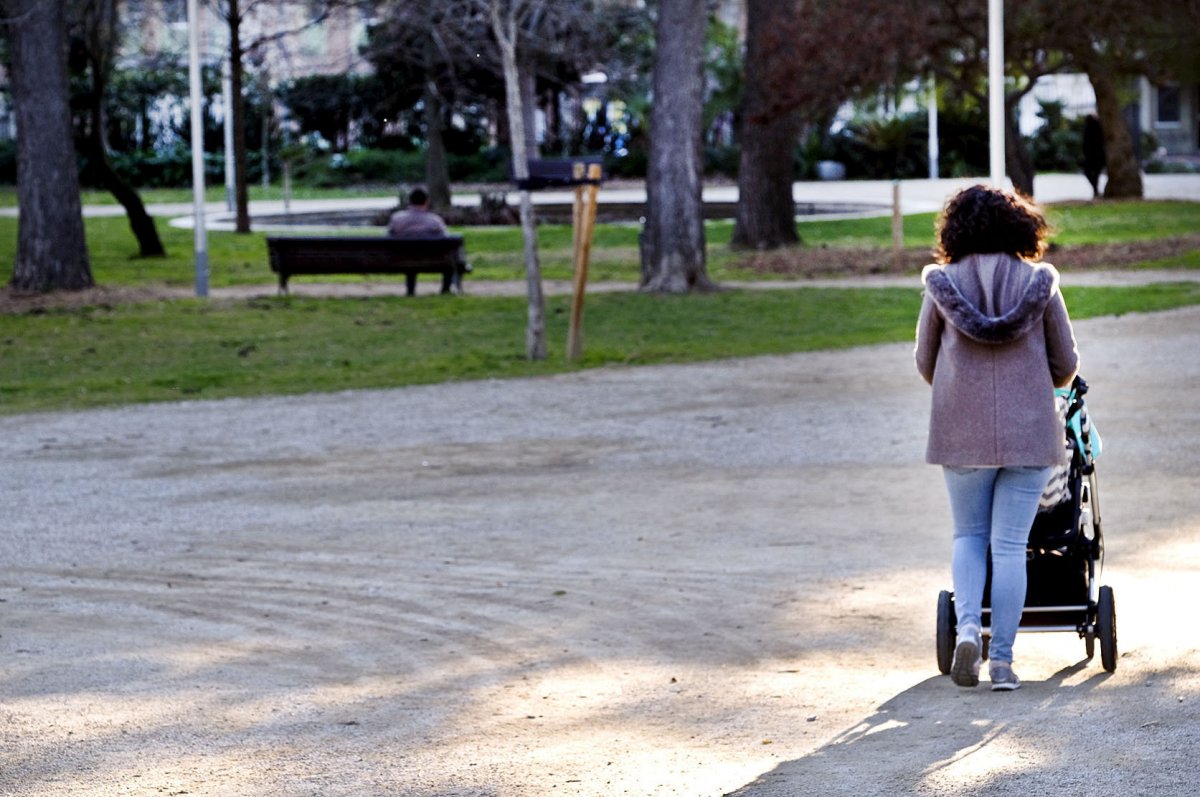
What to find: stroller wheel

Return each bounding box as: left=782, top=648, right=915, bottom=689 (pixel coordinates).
left=981, top=635, right=990, bottom=662
left=1085, top=628, right=1096, bottom=660
left=1098, top=585, right=1118, bottom=672
left=936, top=590, right=955, bottom=675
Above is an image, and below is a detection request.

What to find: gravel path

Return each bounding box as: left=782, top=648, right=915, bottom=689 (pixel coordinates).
left=2, top=304, right=1199, bottom=796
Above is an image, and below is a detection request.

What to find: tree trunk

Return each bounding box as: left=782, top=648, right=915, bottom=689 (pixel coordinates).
left=85, top=53, right=165, bottom=257
left=423, top=79, right=451, bottom=211
left=1089, top=66, right=1143, bottom=199
left=543, top=87, right=561, bottom=153
left=1004, top=108, right=1035, bottom=197
left=732, top=0, right=801, bottom=250
left=733, top=111, right=802, bottom=249
left=520, top=59, right=540, bottom=160
left=260, top=70, right=271, bottom=188
left=492, top=1, right=546, bottom=360
left=6, top=0, right=93, bottom=292
left=642, top=0, right=713, bottom=293
left=422, top=14, right=450, bottom=211
left=85, top=119, right=166, bottom=258
left=229, top=0, right=252, bottom=232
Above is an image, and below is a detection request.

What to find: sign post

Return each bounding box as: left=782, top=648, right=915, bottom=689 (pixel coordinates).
left=567, top=163, right=602, bottom=362
left=517, top=157, right=604, bottom=362
left=892, top=180, right=904, bottom=271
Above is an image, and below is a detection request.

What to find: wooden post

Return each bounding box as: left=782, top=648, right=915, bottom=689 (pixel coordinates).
left=571, top=161, right=585, bottom=287
left=891, top=179, right=904, bottom=271
left=567, top=163, right=601, bottom=362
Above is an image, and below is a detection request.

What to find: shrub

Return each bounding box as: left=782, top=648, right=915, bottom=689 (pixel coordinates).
left=289, top=147, right=512, bottom=188
left=824, top=114, right=928, bottom=179
left=106, top=146, right=227, bottom=188
left=346, top=149, right=425, bottom=183
left=448, top=148, right=510, bottom=183
left=1145, top=157, right=1200, bottom=174
left=1029, top=101, right=1084, bottom=172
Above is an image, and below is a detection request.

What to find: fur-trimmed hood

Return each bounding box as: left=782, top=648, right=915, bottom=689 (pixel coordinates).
left=921, top=259, right=1059, bottom=345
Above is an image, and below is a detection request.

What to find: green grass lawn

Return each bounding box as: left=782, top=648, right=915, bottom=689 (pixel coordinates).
left=2, top=197, right=1197, bottom=289
left=3, top=283, right=1200, bottom=416
left=1043, top=201, right=1200, bottom=243
left=2, top=194, right=1199, bottom=415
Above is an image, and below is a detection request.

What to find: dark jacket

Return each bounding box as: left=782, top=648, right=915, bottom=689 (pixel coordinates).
left=915, top=253, right=1079, bottom=467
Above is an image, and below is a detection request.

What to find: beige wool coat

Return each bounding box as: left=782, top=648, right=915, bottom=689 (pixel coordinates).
left=915, top=253, right=1080, bottom=467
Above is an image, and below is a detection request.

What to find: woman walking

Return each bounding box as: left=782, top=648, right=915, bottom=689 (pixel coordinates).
left=915, top=185, right=1080, bottom=691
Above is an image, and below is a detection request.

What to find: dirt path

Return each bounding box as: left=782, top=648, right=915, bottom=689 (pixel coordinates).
left=2, top=306, right=1198, bottom=796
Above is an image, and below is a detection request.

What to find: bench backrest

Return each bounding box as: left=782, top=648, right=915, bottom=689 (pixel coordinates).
left=267, top=236, right=464, bottom=275
left=517, top=157, right=605, bottom=190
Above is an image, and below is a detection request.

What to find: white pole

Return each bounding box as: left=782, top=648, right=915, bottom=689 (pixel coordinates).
left=188, top=0, right=209, bottom=297
left=988, top=0, right=1005, bottom=187
left=223, top=57, right=236, bottom=212
left=892, top=180, right=904, bottom=270
left=927, top=73, right=939, bottom=180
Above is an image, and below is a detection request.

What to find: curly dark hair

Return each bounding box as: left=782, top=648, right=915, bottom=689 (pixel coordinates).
left=934, top=185, right=1049, bottom=263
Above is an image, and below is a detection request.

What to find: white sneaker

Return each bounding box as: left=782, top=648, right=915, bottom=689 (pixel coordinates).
left=951, top=624, right=982, bottom=687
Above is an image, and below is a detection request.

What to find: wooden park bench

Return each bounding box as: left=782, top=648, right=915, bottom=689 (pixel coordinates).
left=265, top=235, right=469, bottom=295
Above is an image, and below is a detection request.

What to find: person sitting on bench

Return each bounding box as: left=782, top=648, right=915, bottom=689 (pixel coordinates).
left=386, top=186, right=468, bottom=294
left=387, top=186, right=449, bottom=238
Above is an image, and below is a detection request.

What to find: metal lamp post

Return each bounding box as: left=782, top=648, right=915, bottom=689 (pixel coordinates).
left=188, top=0, right=209, bottom=297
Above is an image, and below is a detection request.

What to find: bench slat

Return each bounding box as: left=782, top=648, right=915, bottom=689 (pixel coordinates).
left=266, top=236, right=467, bottom=295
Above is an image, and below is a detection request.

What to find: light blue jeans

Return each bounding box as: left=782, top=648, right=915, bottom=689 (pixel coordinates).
left=943, top=466, right=1053, bottom=664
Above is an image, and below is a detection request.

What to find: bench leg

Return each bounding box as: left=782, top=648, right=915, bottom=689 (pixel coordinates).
left=440, top=270, right=454, bottom=295
left=451, top=258, right=469, bottom=295
left=405, top=272, right=417, bottom=296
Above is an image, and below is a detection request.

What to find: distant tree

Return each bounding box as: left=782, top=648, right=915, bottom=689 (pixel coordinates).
left=733, top=0, right=934, bottom=250
left=69, top=0, right=165, bottom=256
left=923, top=0, right=1071, bottom=197
left=932, top=0, right=1200, bottom=199
left=1076, top=58, right=1142, bottom=199
left=485, top=0, right=549, bottom=358
left=703, top=17, right=743, bottom=148
left=732, top=0, right=803, bottom=249
left=407, top=0, right=624, bottom=355
left=212, top=0, right=251, bottom=232
left=282, top=73, right=381, bottom=151
left=4, top=0, right=93, bottom=292
left=363, top=2, right=487, bottom=210
left=641, top=0, right=713, bottom=292
left=1038, top=0, right=1166, bottom=199
left=365, top=0, right=619, bottom=210
left=209, top=0, right=342, bottom=232
left=104, top=62, right=188, bottom=154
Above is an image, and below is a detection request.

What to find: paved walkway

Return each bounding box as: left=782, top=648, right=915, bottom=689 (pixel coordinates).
left=221, top=267, right=1200, bottom=305
left=3, top=173, right=1189, bottom=231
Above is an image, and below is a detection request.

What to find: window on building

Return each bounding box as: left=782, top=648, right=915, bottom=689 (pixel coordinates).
left=1157, top=84, right=1181, bottom=125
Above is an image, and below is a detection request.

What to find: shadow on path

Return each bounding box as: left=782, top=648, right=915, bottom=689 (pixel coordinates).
left=726, top=661, right=1112, bottom=796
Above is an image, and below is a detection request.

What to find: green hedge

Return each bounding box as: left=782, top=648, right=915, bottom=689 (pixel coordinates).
left=289, top=148, right=511, bottom=187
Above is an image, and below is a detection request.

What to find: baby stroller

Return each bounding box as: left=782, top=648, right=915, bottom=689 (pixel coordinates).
left=935, top=375, right=1118, bottom=673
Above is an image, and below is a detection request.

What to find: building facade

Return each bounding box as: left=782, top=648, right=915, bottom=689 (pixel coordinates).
left=1141, top=79, right=1200, bottom=159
